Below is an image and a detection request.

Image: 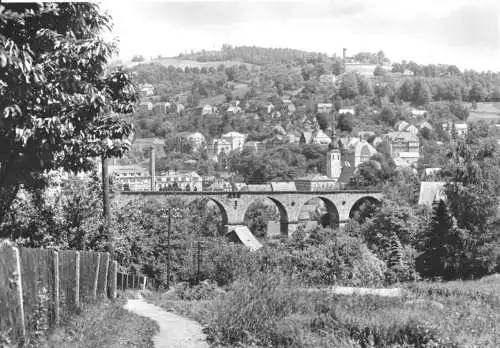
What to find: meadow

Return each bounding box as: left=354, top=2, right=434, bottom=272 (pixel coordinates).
left=145, top=274, right=500, bottom=347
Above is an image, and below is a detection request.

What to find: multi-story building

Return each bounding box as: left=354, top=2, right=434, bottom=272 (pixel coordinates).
left=383, top=131, right=420, bottom=166
left=156, top=170, right=202, bottom=191
left=221, top=131, right=247, bottom=152
left=317, top=103, right=333, bottom=114
left=339, top=137, right=378, bottom=168
left=207, top=138, right=232, bottom=158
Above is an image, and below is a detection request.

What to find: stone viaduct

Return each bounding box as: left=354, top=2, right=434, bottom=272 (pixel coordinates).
left=117, top=190, right=383, bottom=236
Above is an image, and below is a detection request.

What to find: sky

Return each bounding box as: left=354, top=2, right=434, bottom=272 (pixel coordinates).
left=101, top=0, right=500, bottom=71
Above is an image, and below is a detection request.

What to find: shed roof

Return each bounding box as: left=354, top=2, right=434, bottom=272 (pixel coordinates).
left=226, top=225, right=263, bottom=251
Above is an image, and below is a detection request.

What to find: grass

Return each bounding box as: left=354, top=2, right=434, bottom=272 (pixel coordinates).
left=146, top=274, right=500, bottom=347
left=44, top=297, right=159, bottom=348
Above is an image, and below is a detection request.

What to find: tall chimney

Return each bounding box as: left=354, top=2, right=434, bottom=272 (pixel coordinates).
left=150, top=146, right=156, bottom=191
left=342, top=48, right=347, bottom=62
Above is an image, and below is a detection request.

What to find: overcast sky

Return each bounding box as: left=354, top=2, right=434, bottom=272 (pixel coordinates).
left=102, top=0, right=500, bottom=71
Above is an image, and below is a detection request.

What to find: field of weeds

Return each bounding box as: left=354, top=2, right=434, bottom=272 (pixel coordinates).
left=146, top=274, right=500, bottom=347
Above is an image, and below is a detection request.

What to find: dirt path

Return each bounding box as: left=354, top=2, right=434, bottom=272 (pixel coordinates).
left=124, top=295, right=209, bottom=348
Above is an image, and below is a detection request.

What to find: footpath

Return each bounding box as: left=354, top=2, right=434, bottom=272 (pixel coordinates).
left=124, top=294, right=209, bottom=348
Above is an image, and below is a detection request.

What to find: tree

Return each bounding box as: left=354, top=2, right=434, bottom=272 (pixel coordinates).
left=316, top=113, right=330, bottom=131
left=373, top=65, right=386, bottom=77
left=417, top=200, right=455, bottom=279
left=398, top=79, right=415, bottom=102
left=0, top=3, right=138, bottom=224
left=414, top=79, right=432, bottom=106
left=338, top=73, right=359, bottom=99
left=441, top=125, right=500, bottom=277
left=337, top=113, right=354, bottom=132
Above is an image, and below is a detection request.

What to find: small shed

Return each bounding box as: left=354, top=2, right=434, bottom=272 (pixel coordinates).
left=226, top=225, right=263, bottom=251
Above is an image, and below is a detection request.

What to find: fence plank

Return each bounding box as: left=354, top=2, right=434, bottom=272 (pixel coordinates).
left=0, top=240, right=26, bottom=342
left=92, top=253, right=101, bottom=300
left=19, top=248, right=57, bottom=329
left=58, top=251, right=80, bottom=315
left=79, top=252, right=100, bottom=303
left=97, top=253, right=109, bottom=297
left=108, top=261, right=117, bottom=299
left=53, top=251, right=59, bottom=326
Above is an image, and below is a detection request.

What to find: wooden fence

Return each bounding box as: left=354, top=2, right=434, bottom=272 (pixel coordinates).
left=0, top=240, right=151, bottom=343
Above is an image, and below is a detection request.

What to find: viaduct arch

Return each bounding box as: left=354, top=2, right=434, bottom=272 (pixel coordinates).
left=115, top=191, right=383, bottom=236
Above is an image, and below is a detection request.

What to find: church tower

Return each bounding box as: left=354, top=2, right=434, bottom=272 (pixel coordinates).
left=326, top=112, right=341, bottom=181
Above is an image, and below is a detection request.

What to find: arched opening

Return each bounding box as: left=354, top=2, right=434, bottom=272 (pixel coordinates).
left=186, top=198, right=229, bottom=237
left=349, top=196, right=381, bottom=224
left=298, top=197, right=339, bottom=230
left=243, top=197, right=289, bottom=238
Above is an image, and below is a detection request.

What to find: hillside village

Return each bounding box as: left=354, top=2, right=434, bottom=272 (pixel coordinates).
left=111, top=46, right=500, bottom=193
left=2, top=3, right=500, bottom=347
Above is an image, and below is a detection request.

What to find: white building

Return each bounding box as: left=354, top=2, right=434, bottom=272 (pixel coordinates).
left=157, top=170, right=203, bottom=191
left=221, top=131, right=247, bottom=152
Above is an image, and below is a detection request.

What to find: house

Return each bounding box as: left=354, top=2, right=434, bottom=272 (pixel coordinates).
left=411, top=109, right=427, bottom=118
left=395, top=120, right=410, bottom=132
left=418, top=121, right=433, bottom=132
left=111, top=164, right=151, bottom=191
left=176, top=103, right=185, bottom=114
left=403, top=69, right=414, bottom=76
left=272, top=124, right=287, bottom=135
left=207, top=138, right=232, bottom=158
left=383, top=131, right=420, bottom=165
left=184, top=132, right=206, bottom=151
left=338, top=108, right=355, bottom=116
left=384, top=131, right=419, bottom=153
left=442, top=122, right=468, bottom=137
left=317, top=103, right=333, bottom=114
left=226, top=226, right=263, bottom=251
left=243, top=141, right=266, bottom=153
left=156, top=170, right=203, bottom=191
left=201, top=105, right=218, bottom=116
left=139, top=83, right=154, bottom=97
left=299, top=131, right=313, bottom=144
left=339, top=137, right=378, bottom=168
left=405, top=125, right=419, bottom=135
left=287, top=131, right=300, bottom=143
left=311, top=129, right=332, bottom=145
left=221, top=131, right=247, bottom=152
left=424, top=168, right=442, bottom=177
left=418, top=182, right=446, bottom=207
left=344, top=63, right=377, bottom=76
left=227, top=105, right=242, bottom=114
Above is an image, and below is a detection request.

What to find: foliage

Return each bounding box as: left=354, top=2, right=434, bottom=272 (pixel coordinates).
left=439, top=124, right=500, bottom=278
left=0, top=169, right=106, bottom=250
left=0, top=3, right=137, bottom=224
left=47, top=298, right=158, bottom=348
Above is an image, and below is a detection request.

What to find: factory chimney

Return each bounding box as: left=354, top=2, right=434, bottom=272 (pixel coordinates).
left=342, top=48, right=347, bottom=62
left=149, top=146, right=156, bottom=191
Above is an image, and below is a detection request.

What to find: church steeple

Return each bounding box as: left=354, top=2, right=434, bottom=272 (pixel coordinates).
left=329, top=109, right=339, bottom=150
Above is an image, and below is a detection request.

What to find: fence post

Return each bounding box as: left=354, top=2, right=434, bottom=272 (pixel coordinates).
left=52, top=251, right=60, bottom=326
left=74, top=252, right=80, bottom=308
left=92, top=253, right=101, bottom=300
left=0, top=240, right=26, bottom=342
